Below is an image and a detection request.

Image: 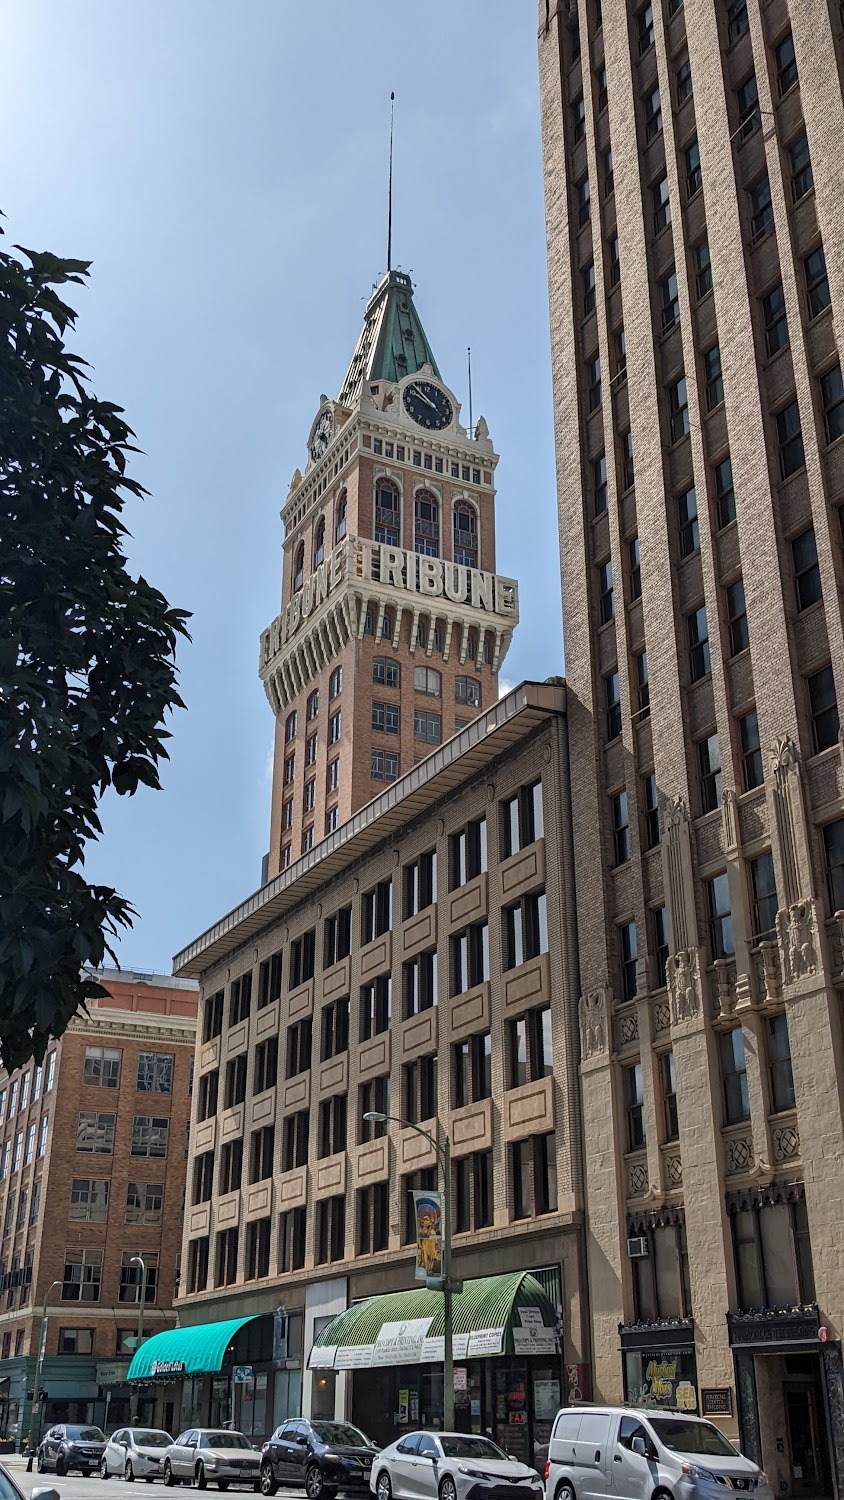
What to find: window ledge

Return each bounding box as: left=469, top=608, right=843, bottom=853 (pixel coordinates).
left=823, top=430, right=844, bottom=458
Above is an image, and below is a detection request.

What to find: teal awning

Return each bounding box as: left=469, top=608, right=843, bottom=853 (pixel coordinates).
left=127, top=1316, right=259, bottom=1383
left=309, top=1272, right=558, bottom=1371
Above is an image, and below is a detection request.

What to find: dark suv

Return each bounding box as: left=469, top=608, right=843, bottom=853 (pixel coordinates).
left=260, top=1420, right=378, bottom=1500
left=38, top=1423, right=107, bottom=1476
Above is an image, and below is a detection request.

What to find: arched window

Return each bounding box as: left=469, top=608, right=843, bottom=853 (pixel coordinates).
left=335, top=491, right=348, bottom=544
left=414, top=666, right=441, bottom=697
left=293, top=541, right=305, bottom=592
left=307, top=689, right=320, bottom=721
left=466, top=628, right=477, bottom=661
left=285, top=711, right=297, bottom=744
left=453, top=502, right=478, bottom=568
left=374, top=480, right=400, bottom=546
left=314, top=516, right=326, bottom=568
left=381, top=609, right=393, bottom=640
left=415, top=491, right=440, bottom=557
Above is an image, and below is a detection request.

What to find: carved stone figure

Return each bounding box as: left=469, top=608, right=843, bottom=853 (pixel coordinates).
left=579, top=990, right=606, bottom=1059
left=776, top=899, right=819, bottom=984
left=667, top=948, right=700, bottom=1026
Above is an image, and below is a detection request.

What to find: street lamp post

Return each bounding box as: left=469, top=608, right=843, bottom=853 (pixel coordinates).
left=363, top=1112, right=460, bottom=1430
left=129, top=1256, right=148, bottom=1421
left=25, top=1278, right=63, bottom=1467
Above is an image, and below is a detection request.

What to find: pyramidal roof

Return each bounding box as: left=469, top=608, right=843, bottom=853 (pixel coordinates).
left=338, top=270, right=442, bottom=408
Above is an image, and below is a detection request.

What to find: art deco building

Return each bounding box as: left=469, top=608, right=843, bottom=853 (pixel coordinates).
left=260, top=269, right=519, bottom=877
left=0, top=970, right=197, bottom=1444
left=539, top=0, right=844, bottom=1488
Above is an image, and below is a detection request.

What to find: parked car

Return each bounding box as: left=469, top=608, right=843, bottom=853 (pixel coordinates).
left=545, top=1406, right=775, bottom=1500
left=101, top=1428, right=173, bottom=1482
left=1, top=1457, right=59, bottom=1500
left=37, top=1425, right=107, bottom=1477
left=162, top=1430, right=261, bottom=1490
left=261, top=1419, right=378, bottom=1499
left=371, top=1431, right=544, bottom=1500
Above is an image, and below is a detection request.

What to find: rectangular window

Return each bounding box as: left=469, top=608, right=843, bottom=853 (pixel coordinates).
left=661, top=269, right=680, bottom=332
left=793, top=528, right=821, bottom=611
left=572, top=92, right=585, bottom=143
left=136, top=1052, right=173, bottom=1094
left=596, top=64, right=608, bottom=111
left=762, top=283, right=789, bottom=357
left=203, top=990, right=223, bottom=1042
left=360, top=975, right=391, bottom=1040
left=736, top=73, right=760, bottom=140
left=245, top=1216, right=272, bottom=1280
left=612, top=791, right=630, bottom=866
left=638, top=1, right=654, bottom=52
left=414, top=709, right=442, bottom=744
left=685, top=139, right=702, bottom=197
left=740, top=710, right=764, bottom=790
left=285, top=1017, right=312, bottom=1078
left=289, top=928, right=316, bottom=987
left=224, top=1053, right=247, bottom=1109
left=775, top=29, right=797, bottom=93
left=454, top=1032, right=492, bottom=1107
left=768, top=1013, right=795, bottom=1112
left=219, top=1138, right=243, bottom=1195
left=403, top=951, right=438, bottom=1018
left=372, top=657, right=400, bottom=688
left=694, top=239, right=712, bottom=299
left=197, top=1068, right=219, bottom=1122
left=598, top=558, right=614, bottom=623
left=282, top=1109, right=310, bottom=1171
left=320, top=997, right=350, bottom=1060
left=356, top=1182, right=390, bottom=1255
left=511, top=1134, right=557, bottom=1219
left=403, top=1055, right=438, bottom=1125
left=698, top=734, right=722, bottom=814
left=324, top=905, right=352, bottom=966
left=822, top=365, right=844, bottom=445
left=403, top=850, right=437, bottom=917
left=608, top=234, right=621, bottom=286
left=661, top=1052, right=679, bottom=1141
left=587, top=353, right=602, bottom=410
left=791, top=134, right=813, bottom=202
left=688, top=605, right=711, bottom=681
left=450, top=922, right=490, bottom=995
left=359, top=1076, right=390, bottom=1143
left=749, top=851, right=778, bottom=941
left=677, top=486, right=699, bottom=558
left=653, top=176, right=671, bottom=234
left=371, top=748, right=399, bottom=782
left=76, top=1112, right=115, bottom=1155
left=808, top=666, right=840, bottom=754
left=721, top=1028, right=750, bottom=1123
left=69, top=1178, right=110, bottom=1223
left=279, top=1208, right=307, bottom=1273
left=824, top=819, right=844, bottom=913
left=455, top=676, right=481, bottom=707
left=193, top=1150, right=214, bottom=1205
left=643, top=771, right=660, bottom=849
left=626, top=1064, right=646, bottom=1149
left=628, top=536, right=641, bottom=599
left=576, top=175, right=591, bottom=225
left=644, top=86, right=662, bottom=141
left=503, top=893, right=549, bottom=970
left=130, top=1116, right=168, bottom=1158
left=315, top=1196, right=346, bottom=1265
left=669, top=376, right=689, bottom=443
left=619, top=429, right=634, bottom=491
left=38, top=1115, right=48, bottom=1157
left=58, top=1327, right=94, bottom=1355
left=605, top=672, right=622, bottom=741
left=23, top=1121, right=35, bottom=1165
left=118, top=1251, right=158, bottom=1304
left=704, top=344, right=724, bottom=410
left=636, top=650, right=650, bottom=717
left=229, top=972, right=252, bottom=1025
left=715, top=455, right=736, bottom=528
left=305, top=733, right=318, bottom=766
left=805, top=247, right=831, bottom=319
left=62, top=1248, right=103, bottom=1302
left=83, top=1047, right=121, bottom=1089
left=329, top=710, right=342, bottom=744
left=603, top=150, right=614, bottom=197
left=749, top=174, right=773, bottom=240
left=676, top=57, right=693, bottom=104
left=362, top=879, right=392, bottom=944
left=449, top=818, right=487, bottom=888
left=283, top=754, right=295, bottom=786
left=707, top=872, right=735, bottom=959
left=372, top=701, right=400, bottom=734
left=327, top=758, right=340, bottom=792
left=621, top=921, right=638, bottom=1002
left=318, top=1095, right=347, bottom=1159
left=215, top=1227, right=239, bottom=1287
left=456, top=1150, right=494, bottom=1233
left=654, top=905, right=669, bottom=988
left=727, top=578, right=749, bottom=655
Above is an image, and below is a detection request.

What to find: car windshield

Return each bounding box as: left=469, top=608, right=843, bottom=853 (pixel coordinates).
left=68, top=1427, right=105, bottom=1441
left=648, top=1418, right=739, bottom=1458
left=0, top=1470, right=23, bottom=1500
left=135, top=1432, right=171, bottom=1448
left=439, top=1437, right=508, bottom=1461
left=311, top=1423, right=371, bottom=1447
left=202, top=1433, right=252, bottom=1450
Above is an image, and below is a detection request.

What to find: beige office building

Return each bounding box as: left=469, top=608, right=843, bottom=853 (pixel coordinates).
left=539, top=0, right=844, bottom=1491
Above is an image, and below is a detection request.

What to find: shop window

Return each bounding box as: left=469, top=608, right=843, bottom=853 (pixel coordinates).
left=508, top=1007, right=552, bottom=1089
left=360, top=976, right=391, bottom=1040
left=403, top=951, right=438, bottom=1018
left=511, top=1133, right=557, bottom=1219
left=403, top=849, right=437, bottom=918
left=450, top=921, right=489, bottom=996
left=453, top=1032, right=492, bottom=1108
left=357, top=1183, right=389, bottom=1255
left=279, top=1209, right=306, bottom=1273
left=219, top=1138, right=243, bottom=1195
left=455, top=1151, right=493, bottom=1232
left=245, top=1218, right=271, bottom=1281
left=449, top=818, right=487, bottom=889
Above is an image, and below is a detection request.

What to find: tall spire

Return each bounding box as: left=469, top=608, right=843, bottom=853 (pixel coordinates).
left=387, top=92, right=395, bottom=274
left=337, top=271, right=442, bottom=409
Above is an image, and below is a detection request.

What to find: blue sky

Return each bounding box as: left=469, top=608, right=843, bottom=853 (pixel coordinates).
left=2, top=2, right=562, bottom=972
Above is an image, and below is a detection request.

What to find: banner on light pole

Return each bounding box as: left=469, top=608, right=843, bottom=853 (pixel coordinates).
left=411, top=1191, right=442, bottom=1282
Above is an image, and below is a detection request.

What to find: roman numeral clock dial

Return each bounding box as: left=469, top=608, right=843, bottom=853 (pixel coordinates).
left=403, top=380, right=453, bottom=431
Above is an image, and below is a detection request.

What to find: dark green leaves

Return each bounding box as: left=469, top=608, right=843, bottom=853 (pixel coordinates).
left=0, top=227, right=191, bottom=1070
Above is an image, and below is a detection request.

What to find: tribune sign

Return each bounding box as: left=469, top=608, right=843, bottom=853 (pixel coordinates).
left=260, top=536, right=519, bottom=669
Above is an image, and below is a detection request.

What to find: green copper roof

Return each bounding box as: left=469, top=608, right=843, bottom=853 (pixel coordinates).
left=338, top=270, right=442, bottom=407
left=126, top=1316, right=259, bottom=1382
left=309, top=1272, right=557, bottom=1370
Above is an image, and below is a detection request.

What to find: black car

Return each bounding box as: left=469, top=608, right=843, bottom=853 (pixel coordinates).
left=37, top=1424, right=107, bottom=1476
left=260, top=1420, right=378, bottom=1500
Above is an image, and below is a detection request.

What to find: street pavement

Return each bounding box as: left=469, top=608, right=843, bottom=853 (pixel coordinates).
left=1, top=1458, right=289, bottom=1500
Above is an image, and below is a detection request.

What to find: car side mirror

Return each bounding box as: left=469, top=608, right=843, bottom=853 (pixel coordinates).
left=631, top=1438, right=648, bottom=1458
left=33, top=1488, right=61, bottom=1500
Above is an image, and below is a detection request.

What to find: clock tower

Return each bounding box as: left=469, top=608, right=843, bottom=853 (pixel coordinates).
left=260, top=269, right=519, bottom=878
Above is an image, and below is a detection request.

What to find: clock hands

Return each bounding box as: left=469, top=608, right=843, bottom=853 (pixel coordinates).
left=414, top=387, right=439, bottom=411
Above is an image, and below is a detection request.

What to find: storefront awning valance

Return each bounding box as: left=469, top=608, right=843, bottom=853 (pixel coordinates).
left=309, top=1272, right=558, bottom=1371
left=127, top=1316, right=260, bottom=1383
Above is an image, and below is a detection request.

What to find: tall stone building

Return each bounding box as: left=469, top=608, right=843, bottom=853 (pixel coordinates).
left=539, top=0, right=844, bottom=1488
left=260, top=269, right=519, bottom=878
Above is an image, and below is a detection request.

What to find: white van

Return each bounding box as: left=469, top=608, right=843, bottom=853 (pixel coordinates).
left=545, top=1406, right=774, bottom=1500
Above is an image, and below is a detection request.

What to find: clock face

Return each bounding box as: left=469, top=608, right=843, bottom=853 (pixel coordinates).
left=403, top=380, right=453, bottom=431
left=310, top=408, right=334, bottom=462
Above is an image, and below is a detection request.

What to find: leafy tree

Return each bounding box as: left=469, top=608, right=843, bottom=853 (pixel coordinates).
left=0, top=229, right=190, bottom=1070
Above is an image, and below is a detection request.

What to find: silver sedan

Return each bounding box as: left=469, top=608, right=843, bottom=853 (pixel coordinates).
left=371, top=1432, right=544, bottom=1500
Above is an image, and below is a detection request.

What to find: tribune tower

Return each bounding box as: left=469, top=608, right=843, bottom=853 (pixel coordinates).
left=260, top=269, right=519, bottom=878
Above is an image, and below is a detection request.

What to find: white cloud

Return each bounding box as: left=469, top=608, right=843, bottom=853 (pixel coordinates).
left=498, top=677, right=516, bottom=699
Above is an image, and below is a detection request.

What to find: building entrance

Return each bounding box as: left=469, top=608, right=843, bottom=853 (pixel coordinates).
left=784, top=1378, right=830, bottom=1499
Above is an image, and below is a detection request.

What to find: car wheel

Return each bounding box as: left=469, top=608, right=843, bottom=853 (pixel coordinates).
left=196, top=1464, right=208, bottom=1491
left=260, top=1463, right=278, bottom=1497
left=376, top=1473, right=392, bottom=1500
left=164, top=1461, right=176, bottom=1488
left=56, top=1457, right=66, bottom=1477
left=439, top=1478, right=458, bottom=1500
left=37, top=1455, right=46, bottom=1475
left=305, top=1466, right=327, bottom=1500
left=555, top=1484, right=576, bottom=1500
left=101, top=1458, right=110, bottom=1480
left=126, top=1461, right=136, bottom=1483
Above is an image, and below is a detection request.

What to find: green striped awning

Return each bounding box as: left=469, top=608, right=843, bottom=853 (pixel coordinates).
left=127, top=1316, right=259, bottom=1383
left=309, top=1272, right=558, bottom=1371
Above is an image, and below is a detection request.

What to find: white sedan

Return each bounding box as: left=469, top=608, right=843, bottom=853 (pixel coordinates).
left=371, top=1432, right=544, bottom=1500
left=101, top=1428, right=173, bottom=1482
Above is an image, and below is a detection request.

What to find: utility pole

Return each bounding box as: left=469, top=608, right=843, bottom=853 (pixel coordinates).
left=25, top=1278, right=62, bottom=1468
left=129, top=1256, right=148, bottom=1421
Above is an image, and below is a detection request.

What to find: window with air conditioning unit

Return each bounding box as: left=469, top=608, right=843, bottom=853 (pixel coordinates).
left=627, top=1234, right=649, bottom=1259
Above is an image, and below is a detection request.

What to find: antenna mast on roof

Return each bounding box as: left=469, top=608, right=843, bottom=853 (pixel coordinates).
left=387, top=92, right=395, bottom=273
left=467, top=346, right=474, bottom=437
